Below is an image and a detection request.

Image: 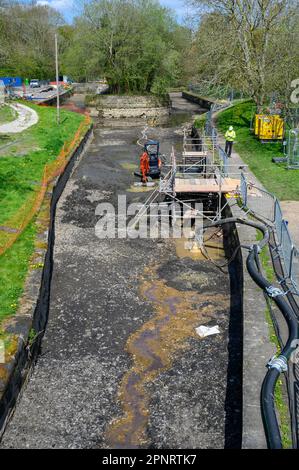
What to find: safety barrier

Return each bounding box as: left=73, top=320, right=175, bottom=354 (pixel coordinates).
left=218, top=146, right=228, bottom=176
left=0, top=113, right=92, bottom=257
left=239, top=172, right=299, bottom=293
left=280, top=220, right=296, bottom=280
left=199, top=106, right=297, bottom=289
left=274, top=199, right=284, bottom=245
left=205, top=103, right=299, bottom=448
left=240, top=172, right=247, bottom=207
left=205, top=110, right=213, bottom=135
left=246, top=184, right=276, bottom=223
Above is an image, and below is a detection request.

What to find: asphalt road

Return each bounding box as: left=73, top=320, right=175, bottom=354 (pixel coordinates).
left=0, top=94, right=242, bottom=449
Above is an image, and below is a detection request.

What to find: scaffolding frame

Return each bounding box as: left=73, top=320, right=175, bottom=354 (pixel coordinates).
left=131, top=130, right=244, bottom=232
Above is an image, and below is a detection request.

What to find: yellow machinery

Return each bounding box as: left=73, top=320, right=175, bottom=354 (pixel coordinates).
left=254, top=114, right=284, bottom=142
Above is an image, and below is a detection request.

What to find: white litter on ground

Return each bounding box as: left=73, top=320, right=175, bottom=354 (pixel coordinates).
left=0, top=103, right=39, bottom=134
left=134, top=182, right=156, bottom=187
left=98, top=140, right=127, bottom=146
left=196, top=325, right=220, bottom=337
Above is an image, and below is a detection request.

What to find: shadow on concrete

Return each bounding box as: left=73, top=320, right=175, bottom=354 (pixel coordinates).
left=222, top=201, right=243, bottom=448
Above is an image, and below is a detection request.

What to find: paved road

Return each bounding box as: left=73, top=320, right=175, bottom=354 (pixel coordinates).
left=1, top=94, right=242, bottom=449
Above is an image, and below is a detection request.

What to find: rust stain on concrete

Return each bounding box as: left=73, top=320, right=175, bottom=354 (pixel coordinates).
left=105, top=265, right=228, bottom=448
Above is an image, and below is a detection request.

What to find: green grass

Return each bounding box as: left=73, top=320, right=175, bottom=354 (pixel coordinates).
left=217, top=101, right=299, bottom=201
left=0, top=103, right=85, bottom=327
left=0, top=104, right=16, bottom=125
left=0, top=102, right=84, bottom=224
left=0, top=223, right=36, bottom=323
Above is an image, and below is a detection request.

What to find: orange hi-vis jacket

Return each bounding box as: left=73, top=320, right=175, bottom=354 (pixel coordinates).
left=140, top=151, right=150, bottom=181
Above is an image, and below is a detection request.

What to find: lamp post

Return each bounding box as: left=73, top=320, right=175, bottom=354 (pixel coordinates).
left=55, top=33, right=60, bottom=125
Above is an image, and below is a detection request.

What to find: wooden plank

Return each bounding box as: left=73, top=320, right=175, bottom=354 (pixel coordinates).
left=182, top=151, right=207, bottom=157
left=174, top=177, right=239, bottom=193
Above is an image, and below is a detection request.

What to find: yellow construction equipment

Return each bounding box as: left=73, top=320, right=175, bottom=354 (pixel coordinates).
left=254, top=114, right=284, bottom=142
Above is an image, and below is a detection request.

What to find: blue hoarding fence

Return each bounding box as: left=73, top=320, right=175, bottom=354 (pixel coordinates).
left=0, top=77, right=22, bottom=87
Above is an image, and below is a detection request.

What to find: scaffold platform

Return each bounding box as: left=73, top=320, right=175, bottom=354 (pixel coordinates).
left=174, top=177, right=240, bottom=194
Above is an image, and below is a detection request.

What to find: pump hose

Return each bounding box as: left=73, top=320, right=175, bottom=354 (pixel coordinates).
left=205, top=216, right=299, bottom=448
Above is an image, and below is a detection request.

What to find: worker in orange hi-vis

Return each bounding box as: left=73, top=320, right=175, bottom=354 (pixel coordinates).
left=140, top=150, right=150, bottom=184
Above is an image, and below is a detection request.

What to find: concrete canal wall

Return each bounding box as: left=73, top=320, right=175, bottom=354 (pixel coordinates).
left=87, top=94, right=170, bottom=120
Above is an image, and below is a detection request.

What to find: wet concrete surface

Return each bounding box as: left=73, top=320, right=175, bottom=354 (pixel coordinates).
left=0, top=94, right=242, bottom=448
left=61, top=93, right=87, bottom=115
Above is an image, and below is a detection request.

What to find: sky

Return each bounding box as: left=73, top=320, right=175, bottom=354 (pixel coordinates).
left=35, top=0, right=188, bottom=23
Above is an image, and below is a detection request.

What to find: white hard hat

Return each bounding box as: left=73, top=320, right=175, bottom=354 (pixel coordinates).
left=229, top=126, right=233, bottom=131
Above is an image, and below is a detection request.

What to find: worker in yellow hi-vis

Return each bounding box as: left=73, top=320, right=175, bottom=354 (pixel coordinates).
left=225, top=126, right=236, bottom=158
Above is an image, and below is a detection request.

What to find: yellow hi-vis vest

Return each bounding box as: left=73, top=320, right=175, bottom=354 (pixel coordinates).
left=225, top=129, right=236, bottom=142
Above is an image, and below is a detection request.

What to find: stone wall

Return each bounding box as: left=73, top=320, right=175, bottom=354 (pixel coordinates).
left=182, top=91, right=218, bottom=110
left=88, top=94, right=170, bottom=120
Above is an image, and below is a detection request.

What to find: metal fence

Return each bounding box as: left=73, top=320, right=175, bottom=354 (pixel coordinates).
left=240, top=173, right=247, bottom=207
left=204, top=114, right=297, bottom=285
left=218, top=146, right=228, bottom=176
left=205, top=110, right=213, bottom=135
left=288, top=128, right=299, bottom=170
left=240, top=172, right=299, bottom=293
left=274, top=199, right=284, bottom=244
left=280, top=220, right=296, bottom=280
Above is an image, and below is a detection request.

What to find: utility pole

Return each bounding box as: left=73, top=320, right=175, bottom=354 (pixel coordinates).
left=55, top=33, right=60, bottom=125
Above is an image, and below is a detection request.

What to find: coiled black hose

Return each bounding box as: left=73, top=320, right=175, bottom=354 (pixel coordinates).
left=206, top=216, right=299, bottom=449
left=247, top=246, right=298, bottom=449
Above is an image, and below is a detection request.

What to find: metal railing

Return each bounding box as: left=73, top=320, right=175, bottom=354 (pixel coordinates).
left=288, top=128, right=299, bottom=170
left=218, top=146, right=228, bottom=176
left=239, top=172, right=299, bottom=294
left=240, top=172, right=248, bottom=207
left=204, top=104, right=299, bottom=448
left=205, top=110, right=213, bottom=136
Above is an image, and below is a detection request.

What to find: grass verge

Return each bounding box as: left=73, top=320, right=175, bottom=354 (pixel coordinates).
left=0, top=102, right=86, bottom=328
left=216, top=101, right=299, bottom=201
left=0, top=223, right=36, bottom=324
left=0, top=104, right=16, bottom=125
left=0, top=102, right=84, bottom=224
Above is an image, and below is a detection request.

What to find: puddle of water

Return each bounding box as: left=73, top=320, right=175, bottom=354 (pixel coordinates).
left=99, top=140, right=127, bottom=147
left=174, top=227, right=225, bottom=261
left=175, top=234, right=225, bottom=261
left=175, top=238, right=205, bottom=260
left=120, top=162, right=138, bottom=170
left=105, top=266, right=229, bottom=448
left=127, top=184, right=157, bottom=193
left=160, top=112, right=194, bottom=128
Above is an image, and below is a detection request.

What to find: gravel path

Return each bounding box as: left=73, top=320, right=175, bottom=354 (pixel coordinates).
left=0, top=103, right=38, bottom=134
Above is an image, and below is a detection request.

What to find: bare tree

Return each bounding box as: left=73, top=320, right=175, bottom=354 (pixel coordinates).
left=190, top=0, right=290, bottom=104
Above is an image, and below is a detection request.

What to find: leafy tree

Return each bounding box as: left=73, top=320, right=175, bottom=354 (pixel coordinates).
left=61, top=0, right=187, bottom=94
left=0, top=3, right=63, bottom=79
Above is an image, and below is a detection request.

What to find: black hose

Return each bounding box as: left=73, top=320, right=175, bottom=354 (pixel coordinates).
left=247, top=248, right=298, bottom=353
left=247, top=246, right=298, bottom=448
left=261, top=368, right=281, bottom=448
left=205, top=216, right=299, bottom=448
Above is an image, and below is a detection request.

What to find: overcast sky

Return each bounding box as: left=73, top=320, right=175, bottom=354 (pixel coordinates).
left=35, top=0, right=188, bottom=23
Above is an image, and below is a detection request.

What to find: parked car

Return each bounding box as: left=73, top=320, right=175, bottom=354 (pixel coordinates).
left=29, top=79, right=40, bottom=88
